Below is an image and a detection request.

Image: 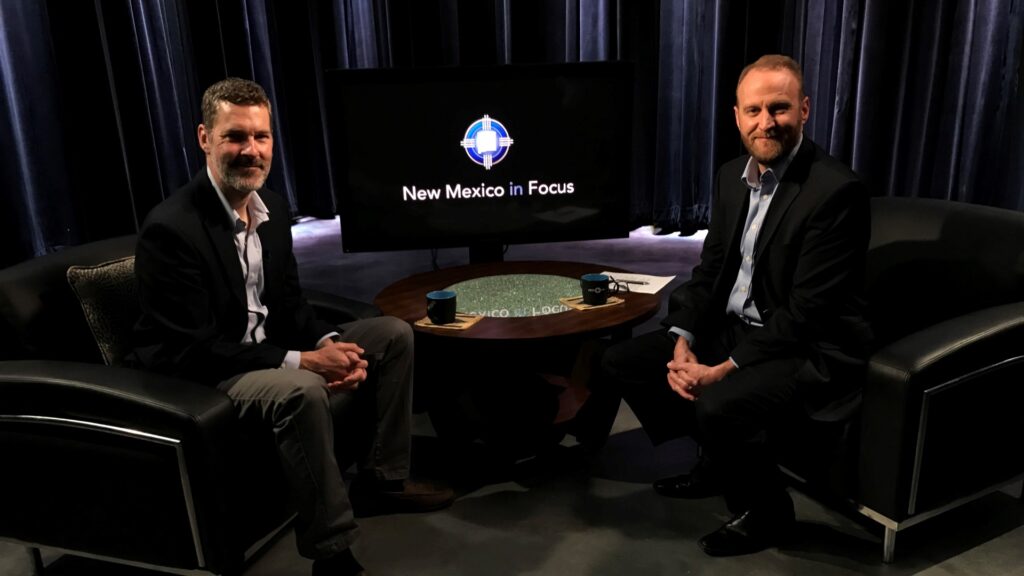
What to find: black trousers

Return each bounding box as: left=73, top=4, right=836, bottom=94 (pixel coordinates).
left=598, top=317, right=807, bottom=515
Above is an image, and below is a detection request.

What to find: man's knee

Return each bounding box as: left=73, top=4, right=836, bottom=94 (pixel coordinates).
left=694, top=382, right=752, bottom=433
left=599, top=340, right=635, bottom=380
left=600, top=334, right=669, bottom=384
left=362, top=315, right=413, bottom=355
left=382, top=315, right=413, bottom=348
left=281, top=370, right=331, bottom=411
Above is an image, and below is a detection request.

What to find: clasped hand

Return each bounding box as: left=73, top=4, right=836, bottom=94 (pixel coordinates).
left=666, top=337, right=733, bottom=401
left=300, top=341, right=368, bottom=390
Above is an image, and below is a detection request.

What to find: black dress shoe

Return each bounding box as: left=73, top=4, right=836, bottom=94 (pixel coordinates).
left=570, top=386, right=620, bottom=452
left=652, top=459, right=719, bottom=498
left=698, top=507, right=795, bottom=557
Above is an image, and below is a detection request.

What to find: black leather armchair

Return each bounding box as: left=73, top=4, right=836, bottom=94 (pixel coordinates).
left=669, top=196, right=1024, bottom=562
left=0, top=235, right=380, bottom=575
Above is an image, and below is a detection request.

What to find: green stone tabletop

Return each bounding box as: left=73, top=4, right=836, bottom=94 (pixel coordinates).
left=446, top=273, right=579, bottom=317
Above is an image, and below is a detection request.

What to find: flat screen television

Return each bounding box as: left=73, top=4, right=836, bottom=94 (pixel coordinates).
left=324, top=61, right=633, bottom=254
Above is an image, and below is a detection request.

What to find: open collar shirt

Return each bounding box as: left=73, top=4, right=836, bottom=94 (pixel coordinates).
left=725, top=134, right=803, bottom=326
left=208, top=167, right=307, bottom=368
left=668, top=135, right=804, bottom=365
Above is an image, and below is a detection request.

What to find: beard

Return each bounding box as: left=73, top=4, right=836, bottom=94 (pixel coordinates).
left=218, top=155, right=269, bottom=193
left=742, top=125, right=801, bottom=165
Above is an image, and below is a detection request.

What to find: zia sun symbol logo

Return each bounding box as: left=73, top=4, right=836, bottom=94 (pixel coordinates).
left=460, top=115, right=513, bottom=170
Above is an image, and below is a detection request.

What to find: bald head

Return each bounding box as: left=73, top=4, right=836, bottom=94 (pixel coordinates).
left=736, top=54, right=805, bottom=102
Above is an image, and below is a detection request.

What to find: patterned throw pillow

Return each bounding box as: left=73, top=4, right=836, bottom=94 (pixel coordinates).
left=67, top=256, right=138, bottom=366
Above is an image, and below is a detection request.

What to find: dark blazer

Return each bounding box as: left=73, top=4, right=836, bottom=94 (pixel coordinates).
left=129, top=170, right=335, bottom=385
left=665, top=138, right=872, bottom=407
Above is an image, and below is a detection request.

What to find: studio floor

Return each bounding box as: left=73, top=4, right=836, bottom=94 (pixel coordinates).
left=7, top=413, right=1024, bottom=576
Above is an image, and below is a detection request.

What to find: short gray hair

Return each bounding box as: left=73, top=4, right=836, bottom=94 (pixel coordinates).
left=201, top=77, right=272, bottom=128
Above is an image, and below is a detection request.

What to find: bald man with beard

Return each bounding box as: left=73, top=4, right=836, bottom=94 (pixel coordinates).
left=584, top=55, right=871, bottom=556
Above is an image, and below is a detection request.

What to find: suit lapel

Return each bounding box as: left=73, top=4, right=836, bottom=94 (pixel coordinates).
left=707, top=168, right=751, bottom=298
left=754, top=180, right=799, bottom=258
left=724, top=180, right=750, bottom=266
left=255, top=196, right=276, bottom=296
left=754, top=139, right=815, bottom=259
left=194, top=173, right=247, bottom=308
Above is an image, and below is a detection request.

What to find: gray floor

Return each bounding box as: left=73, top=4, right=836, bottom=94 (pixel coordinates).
left=6, top=414, right=1024, bottom=576
left=4, top=220, right=1024, bottom=575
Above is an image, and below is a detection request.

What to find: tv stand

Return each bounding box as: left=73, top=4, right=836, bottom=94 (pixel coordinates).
left=468, top=244, right=504, bottom=263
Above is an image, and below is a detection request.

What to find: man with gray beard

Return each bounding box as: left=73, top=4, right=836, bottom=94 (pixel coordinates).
left=131, top=78, right=453, bottom=576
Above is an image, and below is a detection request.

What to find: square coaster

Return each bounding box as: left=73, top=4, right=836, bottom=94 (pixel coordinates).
left=414, top=313, right=485, bottom=330
left=559, top=295, right=625, bottom=311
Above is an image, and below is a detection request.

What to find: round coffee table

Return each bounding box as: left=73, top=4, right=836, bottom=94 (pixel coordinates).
left=376, top=260, right=661, bottom=459
left=375, top=260, right=660, bottom=340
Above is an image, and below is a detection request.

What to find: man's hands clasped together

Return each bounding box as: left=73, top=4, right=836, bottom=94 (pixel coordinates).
left=666, top=336, right=736, bottom=401
left=300, top=340, right=368, bottom=391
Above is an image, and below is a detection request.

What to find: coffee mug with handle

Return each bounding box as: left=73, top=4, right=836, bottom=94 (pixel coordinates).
left=580, top=273, right=621, bottom=306
left=426, top=290, right=457, bottom=324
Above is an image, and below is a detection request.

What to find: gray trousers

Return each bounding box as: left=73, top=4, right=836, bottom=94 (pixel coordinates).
left=218, top=316, right=413, bottom=559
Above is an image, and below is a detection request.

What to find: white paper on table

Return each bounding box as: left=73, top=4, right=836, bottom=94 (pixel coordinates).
left=600, top=271, right=676, bottom=295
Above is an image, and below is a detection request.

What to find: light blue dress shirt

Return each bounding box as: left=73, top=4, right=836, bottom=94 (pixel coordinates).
left=669, top=136, right=803, bottom=365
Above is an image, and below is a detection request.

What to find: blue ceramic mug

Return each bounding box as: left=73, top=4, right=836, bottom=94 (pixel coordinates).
left=426, top=290, right=457, bottom=324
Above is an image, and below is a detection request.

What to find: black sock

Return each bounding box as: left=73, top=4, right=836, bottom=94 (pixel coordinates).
left=377, top=478, right=405, bottom=492
left=357, top=470, right=405, bottom=492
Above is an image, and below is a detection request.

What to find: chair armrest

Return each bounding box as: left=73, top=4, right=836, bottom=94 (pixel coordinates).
left=868, top=302, right=1024, bottom=386
left=0, top=360, right=241, bottom=570
left=0, top=360, right=235, bottom=435
left=306, top=288, right=382, bottom=325
left=858, top=302, right=1024, bottom=519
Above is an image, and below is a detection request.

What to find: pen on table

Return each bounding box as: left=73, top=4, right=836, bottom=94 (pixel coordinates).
left=619, top=280, right=649, bottom=285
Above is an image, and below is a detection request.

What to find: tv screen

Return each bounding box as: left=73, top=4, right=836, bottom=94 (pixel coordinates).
left=324, top=62, right=633, bottom=252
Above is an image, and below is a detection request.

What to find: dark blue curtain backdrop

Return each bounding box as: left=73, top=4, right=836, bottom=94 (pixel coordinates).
left=1, top=0, right=1022, bottom=266
left=792, top=0, right=1024, bottom=209
left=0, top=1, right=74, bottom=259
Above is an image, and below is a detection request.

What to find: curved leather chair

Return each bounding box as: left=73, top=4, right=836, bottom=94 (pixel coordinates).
left=670, top=197, right=1024, bottom=562
left=0, top=235, right=380, bottom=575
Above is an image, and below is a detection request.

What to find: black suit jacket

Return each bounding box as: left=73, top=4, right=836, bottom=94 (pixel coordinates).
left=129, top=170, right=335, bottom=385
left=665, top=138, right=872, bottom=408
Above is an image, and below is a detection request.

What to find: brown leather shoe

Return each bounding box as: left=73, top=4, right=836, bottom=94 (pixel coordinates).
left=350, top=478, right=455, bottom=517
